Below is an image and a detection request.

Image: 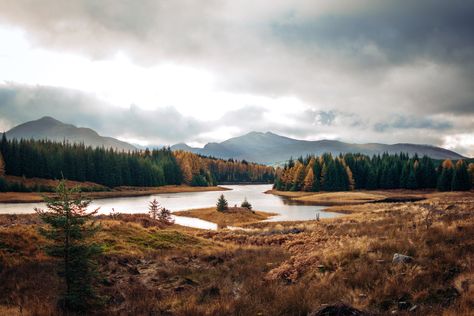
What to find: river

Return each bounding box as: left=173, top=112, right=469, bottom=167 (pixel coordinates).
left=0, top=184, right=342, bottom=229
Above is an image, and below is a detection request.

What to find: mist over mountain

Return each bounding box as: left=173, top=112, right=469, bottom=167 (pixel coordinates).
left=171, top=131, right=465, bottom=165
left=2, top=117, right=465, bottom=163
left=4, top=116, right=136, bottom=151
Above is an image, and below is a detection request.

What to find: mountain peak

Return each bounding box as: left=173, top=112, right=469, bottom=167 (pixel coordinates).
left=6, top=117, right=136, bottom=151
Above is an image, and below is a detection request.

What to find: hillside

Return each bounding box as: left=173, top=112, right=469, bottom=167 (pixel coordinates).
left=4, top=116, right=136, bottom=151
left=171, top=131, right=465, bottom=164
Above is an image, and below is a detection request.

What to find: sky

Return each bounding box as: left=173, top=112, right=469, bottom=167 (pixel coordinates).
left=0, top=1, right=473, bottom=156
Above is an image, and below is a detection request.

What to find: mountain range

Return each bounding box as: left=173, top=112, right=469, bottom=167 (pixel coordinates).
left=171, top=131, right=465, bottom=164
left=2, top=117, right=465, bottom=164
left=3, top=116, right=136, bottom=152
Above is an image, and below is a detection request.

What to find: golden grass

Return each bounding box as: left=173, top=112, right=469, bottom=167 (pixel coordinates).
left=174, top=207, right=276, bottom=227
left=1, top=191, right=473, bottom=315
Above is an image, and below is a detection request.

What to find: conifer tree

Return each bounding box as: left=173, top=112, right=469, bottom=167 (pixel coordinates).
left=241, top=197, right=252, bottom=210
left=451, top=160, right=471, bottom=191
left=303, top=167, right=314, bottom=192
left=437, top=159, right=454, bottom=191
left=35, top=181, right=102, bottom=312
left=157, top=207, right=175, bottom=224
left=0, top=151, right=4, bottom=177
left=149, top=199, right=161, bottom=220
left=468, top=163, right=474, bottom=188
left=216, top=194, right=228, bottom=212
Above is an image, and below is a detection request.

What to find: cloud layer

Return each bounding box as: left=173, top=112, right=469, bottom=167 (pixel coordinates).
left=0, top=1, right=472, bottom=155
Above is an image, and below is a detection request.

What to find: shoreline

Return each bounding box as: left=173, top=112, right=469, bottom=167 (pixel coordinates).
left=265, top=189, right=437, bottom=206
left=0, top=185, right=230, bottom=204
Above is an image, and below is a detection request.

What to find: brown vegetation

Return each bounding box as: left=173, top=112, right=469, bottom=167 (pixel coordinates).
left=1, top=191, right=473, bottom=315
left=174, top=207, right=276, bottom=228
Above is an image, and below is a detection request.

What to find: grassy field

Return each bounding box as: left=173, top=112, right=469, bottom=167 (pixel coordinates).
left=0, top=191, right=473, bottom=315
left=174, top=207, right=276, bottom=227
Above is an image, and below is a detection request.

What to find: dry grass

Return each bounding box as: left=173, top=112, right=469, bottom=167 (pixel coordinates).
left=1, top=191, right=473, bottom=315
left=174, top=207, right=276, bottom=228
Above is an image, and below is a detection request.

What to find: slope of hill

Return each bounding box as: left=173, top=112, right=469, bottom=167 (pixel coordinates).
left=4, top=116, right=136, bottom=151
left=171, top=131, right=465, bottom=164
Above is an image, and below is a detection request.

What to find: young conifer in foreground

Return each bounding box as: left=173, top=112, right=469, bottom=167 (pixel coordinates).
left=35, top=180, right=102, bottom=312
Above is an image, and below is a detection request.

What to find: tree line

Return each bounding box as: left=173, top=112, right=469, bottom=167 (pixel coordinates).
left=174, top=150, right=274, bottom=186
left=0, top=135, right=274, bottom=190
left=274, top=153, right=473, bottom=192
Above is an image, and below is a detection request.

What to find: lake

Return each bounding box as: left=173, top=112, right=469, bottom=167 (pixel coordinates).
left=0, top=184, right=342, bottom=229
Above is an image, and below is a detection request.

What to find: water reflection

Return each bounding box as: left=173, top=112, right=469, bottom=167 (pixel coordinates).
left=0, top=184, right=342, bottom=229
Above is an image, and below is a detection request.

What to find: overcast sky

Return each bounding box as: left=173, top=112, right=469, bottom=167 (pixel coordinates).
left=0, top=1, right=473, bottom=156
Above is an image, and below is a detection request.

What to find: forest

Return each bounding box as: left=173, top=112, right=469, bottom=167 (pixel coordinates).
left=0, top=135, right=274, bottom=191
left=274, top=153, right=474, bottom=192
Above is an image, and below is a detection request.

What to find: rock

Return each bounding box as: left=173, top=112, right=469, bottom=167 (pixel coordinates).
left=409, top=305, right=418, bottom=312
left=392, top=253, right=414, bottom=264
left=308, top=304, right=369, bottom=316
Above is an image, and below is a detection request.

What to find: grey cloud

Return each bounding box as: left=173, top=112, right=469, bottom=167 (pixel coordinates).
left=374, top=116, right=453, bottom=132
left=0, top=1, right=473, bottom=154
left=0, top=83, right=206, bottom=144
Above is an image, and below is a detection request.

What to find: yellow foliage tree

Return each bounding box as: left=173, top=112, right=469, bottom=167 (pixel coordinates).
left=303, top=167, right=314, bottom=191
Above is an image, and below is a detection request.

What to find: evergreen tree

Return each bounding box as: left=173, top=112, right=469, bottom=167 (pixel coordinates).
left=149, top=199, right=161, bottom=220
left=451, top=160, right=471, bottom=191
left=468, top=163, right=474, bottom=188
left=0, top=151, right=4, bottom=177
left=35, top=181, right=102, bottom=312
left=216, top=194, right=228, bottom=212
left=241, top=197, right=252, bottom=210
left=437, top=160, right=454, bottom=191
left=157, top=207, right=175, bottom=225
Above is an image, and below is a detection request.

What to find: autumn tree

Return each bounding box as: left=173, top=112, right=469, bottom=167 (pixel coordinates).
left=216, top=194, right=228, bottom=212
left=303, top=167, right=314, bottom=192
left=35, top=181, right=102, bottom=312
left=437, top=159, right=454, bottom=191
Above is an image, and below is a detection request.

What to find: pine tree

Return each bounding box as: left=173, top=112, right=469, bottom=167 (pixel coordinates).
left=241, top=197, right=252, bottom=210
left=35, top=181, right=102, bottom=312
left=451, top=160, right=471, bottom=191
left=0, top=151, right=4, bottom=177
left=157, top=207, right=175, bottom=224
left=149, top=199, right=161, bottom=220
left=468, top=163, right=474, bottom=188
left=437, top=159, right=454, bottom=191
left=216, top=194, right=228, bottom=212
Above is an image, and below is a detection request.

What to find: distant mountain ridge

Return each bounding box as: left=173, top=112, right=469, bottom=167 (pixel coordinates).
left=4, top=116, right=136, bottom=151
left=171, top=131, right=465, bottom=165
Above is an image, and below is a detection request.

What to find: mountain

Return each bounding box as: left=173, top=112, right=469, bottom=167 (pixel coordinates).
left=171, top=131, right=465, bottom=165
left=4, top=116, right=136, bottom=151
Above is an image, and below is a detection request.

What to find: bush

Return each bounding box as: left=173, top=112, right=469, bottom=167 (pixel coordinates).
left=216, top=194, right=228, bottom=212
